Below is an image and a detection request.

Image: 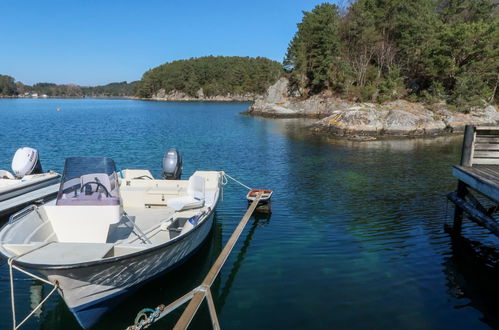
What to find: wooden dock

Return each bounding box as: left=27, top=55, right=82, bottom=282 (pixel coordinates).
left=448, top=125, right=499, bottom=237
left=0, top=184, right=59, bottom=217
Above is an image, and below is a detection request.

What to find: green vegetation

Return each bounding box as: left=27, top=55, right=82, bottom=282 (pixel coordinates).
left=285, top=0, right=498, bottom=108
left=0, top=75, right=17, bottom=96
left=81, top=81, right=139, bottom=97
left=136, top=56, right=282, bottom=98
left=0, top=78, right=138, bottom=97
left=3, top=57, right=280, bottom=99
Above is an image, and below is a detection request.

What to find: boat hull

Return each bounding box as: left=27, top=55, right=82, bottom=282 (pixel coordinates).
left=39, top=212, right=214, bottom=328
left=0, top=174, right=59, bottom=202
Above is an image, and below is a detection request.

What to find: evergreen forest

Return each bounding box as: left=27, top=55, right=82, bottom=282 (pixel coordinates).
left=135, top=56, right=282, bottom=98
left=284, top=0, right=498, bottom=107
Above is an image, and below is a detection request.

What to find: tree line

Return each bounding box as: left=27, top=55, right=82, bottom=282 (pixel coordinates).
left=284, top=0, right=498, bottom=109
left=0, top=74, right=138, bottom=97
left=2, top=56, right=282, bottom=99
left=136, top=56, right=282, bottom=98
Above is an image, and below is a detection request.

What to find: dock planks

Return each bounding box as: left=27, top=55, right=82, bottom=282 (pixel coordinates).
left=453, top=165, right=499, bottom=202
left=448, top=125, right=499, bottom=237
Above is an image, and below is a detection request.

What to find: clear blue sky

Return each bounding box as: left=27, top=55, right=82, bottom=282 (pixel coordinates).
left=0, top=0, right=339, bottom=86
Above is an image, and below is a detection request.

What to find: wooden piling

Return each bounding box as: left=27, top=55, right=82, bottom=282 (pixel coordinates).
left=460, top=125, right=476, bottom=167
left=452, top=125, right=475, bottom=234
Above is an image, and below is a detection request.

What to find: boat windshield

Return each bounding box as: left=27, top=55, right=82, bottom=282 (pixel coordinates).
left=56, top=157, right=120, bottom=206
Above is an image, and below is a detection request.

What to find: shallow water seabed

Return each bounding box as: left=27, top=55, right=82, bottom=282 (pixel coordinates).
left=0, top=98, right=498, bottom=329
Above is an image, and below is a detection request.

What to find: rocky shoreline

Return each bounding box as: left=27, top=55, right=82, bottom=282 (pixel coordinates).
left=146, top=88, right=256, bottom=102
left=245, top=78, right=499, bottom=138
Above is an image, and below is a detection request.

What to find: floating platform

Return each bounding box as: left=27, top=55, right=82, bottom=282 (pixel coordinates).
left=447, top=125, right=499, bottom=237
left=0, top=183, right=59, bottom=217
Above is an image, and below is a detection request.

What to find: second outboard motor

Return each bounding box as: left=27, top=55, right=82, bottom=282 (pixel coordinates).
left=162, top=148, right=182, bottom=180
left=11, top=147, right=43, bottom=178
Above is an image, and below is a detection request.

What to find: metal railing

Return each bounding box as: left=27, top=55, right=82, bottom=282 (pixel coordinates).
left=8, top=205, right=37, bottom=225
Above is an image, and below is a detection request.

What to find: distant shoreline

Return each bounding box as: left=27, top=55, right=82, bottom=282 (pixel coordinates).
left=0, top=95, right=254, bottom=103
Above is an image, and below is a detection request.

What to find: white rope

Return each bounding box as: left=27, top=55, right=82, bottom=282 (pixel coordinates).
left=10, top=264, right=54, bottom=286
left=9, top=259, right=16, bottom=330
left=8, top=257, right=59, bottom=329
left=222, top=172, right=252, bottom=190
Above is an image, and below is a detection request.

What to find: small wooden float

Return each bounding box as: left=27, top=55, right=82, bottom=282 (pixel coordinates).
left=246, top=189, right=273, bottom=213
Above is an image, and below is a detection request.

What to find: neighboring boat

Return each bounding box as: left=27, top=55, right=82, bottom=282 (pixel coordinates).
left=246, top=189, right=273, bottom=213
left=0, top=147, right=60, bottom=203
left=0, top=153, right=222, bottom=328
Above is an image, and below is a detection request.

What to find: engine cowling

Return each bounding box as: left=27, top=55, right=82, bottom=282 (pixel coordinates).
left=162, top=148, right=182, bottom=180
left=11, top=147, right=43, bottom=178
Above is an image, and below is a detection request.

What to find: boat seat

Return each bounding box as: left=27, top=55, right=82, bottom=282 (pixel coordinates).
left=167, top=196, right=204, bottom=211
left=167, top=175, right=205, bottom=211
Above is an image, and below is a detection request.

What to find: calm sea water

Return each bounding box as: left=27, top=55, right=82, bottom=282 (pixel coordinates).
left=0, top=98, right=498, bottom=329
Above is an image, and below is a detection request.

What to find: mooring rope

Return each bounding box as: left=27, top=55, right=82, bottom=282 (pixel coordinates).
left=222, top=172, right=252, bottom=190
left=8, top=257, right=59, bottom=329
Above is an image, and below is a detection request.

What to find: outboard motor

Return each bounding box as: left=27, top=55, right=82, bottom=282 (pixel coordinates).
left=162, top=148, right=182, bottom=180
left=11, top=147, right=43, bottom=178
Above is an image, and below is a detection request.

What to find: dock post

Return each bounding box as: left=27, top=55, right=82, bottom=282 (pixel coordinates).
left=460, top=125, right=475, bottom=167
left=452, top=125, right=475, bottom=235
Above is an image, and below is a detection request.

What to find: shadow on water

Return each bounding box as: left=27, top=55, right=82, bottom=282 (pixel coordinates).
left=443, top=234, right=499, bottom=328
left=216, top=213, right=271, bottom=310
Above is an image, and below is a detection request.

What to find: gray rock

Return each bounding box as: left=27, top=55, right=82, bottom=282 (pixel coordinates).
left=315, top=107, right=386, bottom=136
left=248, top=77, right=499, bottom=138
left=383, top=109, right=446, bottom=135
left=263, top=77, right=288, bottom=104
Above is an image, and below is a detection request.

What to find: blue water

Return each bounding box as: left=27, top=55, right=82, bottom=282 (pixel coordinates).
left=0, top=99, right=498, bottom=329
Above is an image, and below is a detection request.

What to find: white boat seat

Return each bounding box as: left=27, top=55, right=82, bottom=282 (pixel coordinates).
left=167, top=196, right=204, bottom=211
left=167, top=175, right=205, bottom=211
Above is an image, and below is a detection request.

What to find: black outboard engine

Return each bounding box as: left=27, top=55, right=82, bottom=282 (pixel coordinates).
left=162, top=148, right=182, bottom=180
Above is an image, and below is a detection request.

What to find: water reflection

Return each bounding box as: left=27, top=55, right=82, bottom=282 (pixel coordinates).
left=443, top=234, right=499, bottom=328
left=29, top=281, right=44, bottom=318
left=217, top=214, right=271, bottom=310
left=271, top=117, right=463, bottom=152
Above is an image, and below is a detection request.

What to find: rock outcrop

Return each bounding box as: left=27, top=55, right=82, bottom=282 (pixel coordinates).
left=246, top=78, right=499, bottom=137
left=150, top=88, right=255, bottom=102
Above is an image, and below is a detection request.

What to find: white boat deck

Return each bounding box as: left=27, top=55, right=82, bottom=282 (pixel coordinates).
left=0, top=183, right=59, bottom=217
left=17, top=242, right=114, bottom=264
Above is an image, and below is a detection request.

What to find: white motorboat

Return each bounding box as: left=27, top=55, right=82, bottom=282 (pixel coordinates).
left=0, top=147, right=60, bottom=203
left=0, top=152, right=222, bottom=328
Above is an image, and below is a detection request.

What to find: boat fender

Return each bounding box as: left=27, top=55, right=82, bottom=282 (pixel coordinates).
left=180, top=215, right=199, bottom=235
